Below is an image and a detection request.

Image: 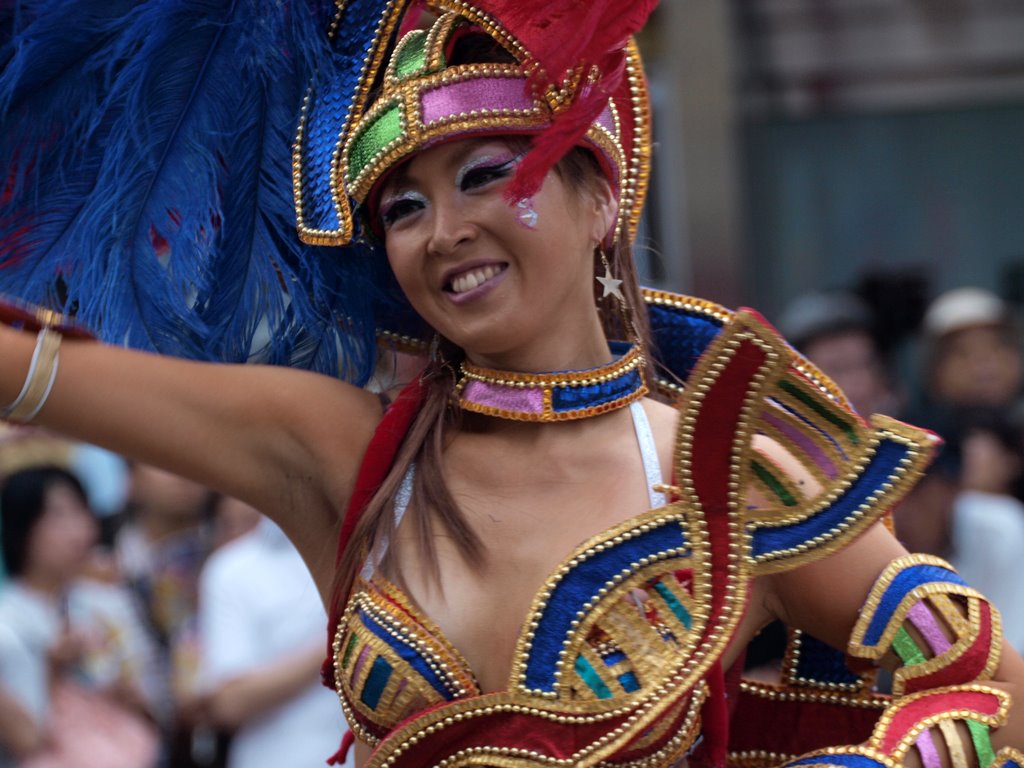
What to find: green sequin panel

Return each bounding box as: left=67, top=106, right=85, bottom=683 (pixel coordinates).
left=349, top=104, right=403, bottom=182
left=777, top=378, right=859, bottom=446
left=574, top=654, right=613, bottom=699
left=393, top=31, right=430, bottom=80
left=341, top=632, right=360, bottom=669
left=966, top=720, right=995, bottom=768
left=652, top=581, right=692, bottom=630
left=892, top=626, right=928, bottom=666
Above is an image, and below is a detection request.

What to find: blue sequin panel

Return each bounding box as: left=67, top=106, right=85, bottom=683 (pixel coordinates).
left=359, top=607, right=457, bottom=700
left=751, top=439, right=909, bottom=561
left=861, top=563, right=966, bottom=648
left=786, top=755, right=887, bottom=768
left=646, top=303, right=723, bottom=382
left=794, top=632, right=862, bottom=687
left=552, top=370, right=642, bottom=412
left=299, top=0, right=397, bottom=232
left=360, top=655, right=393, bottom=710
left=523, top=519, right=687, bottom=692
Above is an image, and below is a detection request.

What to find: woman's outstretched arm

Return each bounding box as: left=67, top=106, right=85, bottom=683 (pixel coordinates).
left=0, top=324, right=383, bottom=594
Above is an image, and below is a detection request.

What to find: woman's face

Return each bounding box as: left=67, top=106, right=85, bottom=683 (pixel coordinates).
left=25, top=482, right=98, bottom=584
left=379, top=139, right=616, bottom=367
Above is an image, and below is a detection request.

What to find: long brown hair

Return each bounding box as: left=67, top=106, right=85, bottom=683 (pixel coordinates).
left=333, top=149, right=655, bottom=613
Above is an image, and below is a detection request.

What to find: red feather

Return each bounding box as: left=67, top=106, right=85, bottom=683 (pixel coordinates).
left=469, top=0, right=659, bottom=199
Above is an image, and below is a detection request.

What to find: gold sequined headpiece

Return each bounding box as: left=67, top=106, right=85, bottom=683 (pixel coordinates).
left=294, top=1, right=655, bottom=247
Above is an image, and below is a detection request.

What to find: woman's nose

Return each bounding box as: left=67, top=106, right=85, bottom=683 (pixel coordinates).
left=426, top=198, right=475, bottom=256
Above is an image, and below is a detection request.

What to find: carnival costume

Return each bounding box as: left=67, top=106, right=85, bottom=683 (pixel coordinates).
left=0, top=1, right=1022, bottom=767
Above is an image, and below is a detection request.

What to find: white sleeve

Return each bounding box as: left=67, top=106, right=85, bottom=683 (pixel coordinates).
left=197, top=551, right=261, bottom=688
left=952, top=490, right=1024, bottom=653
left=0, top=623, right=46, bottom=724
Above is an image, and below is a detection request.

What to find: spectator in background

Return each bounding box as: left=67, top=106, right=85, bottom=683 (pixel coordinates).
left=922, top=287, right=1024, bottom=411
left=113, top=464, right=216, bottom=765
left=777, top=290, right=902, bottom=417
left=197, top=505, right=348, bottom=768
left=0, top=424, right=130, bottom=562
left=950, top=408, right=1024, bottom=653
left=0, top=465, right=159, bottom=768
left=896, top=287, right=1024, bottom=557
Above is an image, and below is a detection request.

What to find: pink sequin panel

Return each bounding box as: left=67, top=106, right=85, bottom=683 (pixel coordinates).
left=421, top=77, right=535, bottom=125
left=462, top=380, right=545, bottom=414
left=907, top=601, right=954, bottom=656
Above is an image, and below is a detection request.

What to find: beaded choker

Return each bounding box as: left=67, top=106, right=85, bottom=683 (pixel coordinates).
left=455, top=342, right=648, bottom=422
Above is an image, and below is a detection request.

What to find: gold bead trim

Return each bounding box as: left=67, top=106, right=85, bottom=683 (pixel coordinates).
left=455, top=345, right=648, bottom=423
left=781, top=628, right=876, bottom=693
left=294, top=0, right=407, bottom=245
left=847, top=554, right=1003, bottom=697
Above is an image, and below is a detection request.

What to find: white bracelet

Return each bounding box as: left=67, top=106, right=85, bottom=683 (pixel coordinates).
left=2, top=328, right=62, bottom=423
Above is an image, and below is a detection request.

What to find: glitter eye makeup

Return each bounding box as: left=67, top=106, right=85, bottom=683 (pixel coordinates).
left=455, top=151, right=521, bottom=191
left=379, top=190, right=429, bottom=228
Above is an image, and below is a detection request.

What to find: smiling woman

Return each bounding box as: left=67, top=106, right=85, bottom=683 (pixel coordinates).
left=1, top=2, right=1023, bottom=768
left=378, top=139, right=618, bottom=365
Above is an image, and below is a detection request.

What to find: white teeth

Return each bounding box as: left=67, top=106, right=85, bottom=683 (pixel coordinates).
left=450, top=265, right=501, bottom=294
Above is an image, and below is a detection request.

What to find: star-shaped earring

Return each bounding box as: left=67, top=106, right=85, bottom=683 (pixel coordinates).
left=596, top=266, right=624, bottom=300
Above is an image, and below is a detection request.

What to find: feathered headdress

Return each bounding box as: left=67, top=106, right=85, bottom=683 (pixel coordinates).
left=0, top=0, right=657, bottom=378
left=295, top=0, right=656, bottom=247
left=0, top=0, right=408, bottom=379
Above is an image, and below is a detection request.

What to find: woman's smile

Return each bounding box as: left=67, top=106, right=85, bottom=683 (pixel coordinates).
left=443, top=261, right=509, bottom=302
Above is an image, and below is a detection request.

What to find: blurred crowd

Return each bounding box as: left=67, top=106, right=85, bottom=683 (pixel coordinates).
left=0, top=435, right=349, bottom=767
left=3, top=283, right=1024, bottom=766
left=778, top=284, right=1024, bottom=654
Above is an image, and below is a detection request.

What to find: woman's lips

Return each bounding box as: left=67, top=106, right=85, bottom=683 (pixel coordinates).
left=443, top=263, right=508, bottom=303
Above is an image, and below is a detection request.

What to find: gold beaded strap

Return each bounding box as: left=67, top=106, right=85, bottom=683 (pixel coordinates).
left=2, top=328, right=62, bottom=424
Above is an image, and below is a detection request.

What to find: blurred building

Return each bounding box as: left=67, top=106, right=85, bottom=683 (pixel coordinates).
left=639, top=1, right=1024, bottom=317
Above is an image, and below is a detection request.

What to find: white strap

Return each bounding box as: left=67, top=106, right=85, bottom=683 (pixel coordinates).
left=362, top=463, right=416, bottom=579
left=630, top=400, right=666, bottom=508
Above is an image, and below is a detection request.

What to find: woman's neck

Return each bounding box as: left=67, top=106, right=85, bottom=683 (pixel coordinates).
left=464, top=326, right=614, bottom=374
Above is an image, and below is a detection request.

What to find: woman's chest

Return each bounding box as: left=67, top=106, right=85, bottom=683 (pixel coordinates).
left=341, top=500, right=711, bottom=719
left=398, top=451, right=668, bottom=688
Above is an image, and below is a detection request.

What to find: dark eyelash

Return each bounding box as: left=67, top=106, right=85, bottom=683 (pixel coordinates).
left=380, top=197, right=422, bottom=227
left=461, top=158, right=517, bottom=189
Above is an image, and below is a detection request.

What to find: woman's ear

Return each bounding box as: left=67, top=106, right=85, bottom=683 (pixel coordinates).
left=587, top=176, right=619, bottom=246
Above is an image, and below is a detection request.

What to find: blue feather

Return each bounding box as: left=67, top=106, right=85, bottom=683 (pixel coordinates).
left=0, top=1, right=134, bottom=190
left=0, top=0, right=410, bottom=380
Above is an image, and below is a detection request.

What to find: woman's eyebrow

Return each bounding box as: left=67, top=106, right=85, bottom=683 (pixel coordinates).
left=380, top=165, right=414, bottom=199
